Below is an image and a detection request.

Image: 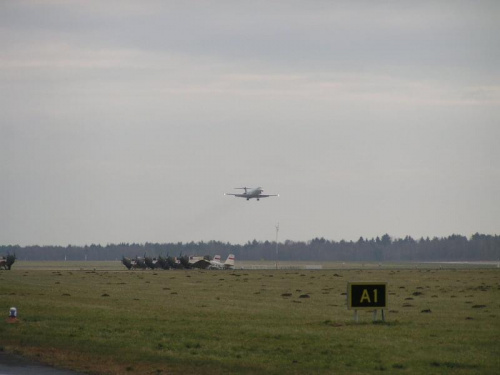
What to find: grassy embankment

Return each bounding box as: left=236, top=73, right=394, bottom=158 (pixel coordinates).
left=1, top=262, right=499, bottom=374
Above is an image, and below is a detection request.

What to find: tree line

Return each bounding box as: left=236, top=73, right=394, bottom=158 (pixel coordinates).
left=1, top=233, right=499, bottom=262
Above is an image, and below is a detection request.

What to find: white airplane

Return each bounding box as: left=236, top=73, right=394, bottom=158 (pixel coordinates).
left=225, top=187, right=279, bottom=201
left=188, top=255, right=221, bottom=265
left=191, top=254, right=235, bottom=270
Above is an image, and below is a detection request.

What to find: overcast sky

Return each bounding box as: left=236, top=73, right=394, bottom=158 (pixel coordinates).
left=1, top=1, right=499, bottom=246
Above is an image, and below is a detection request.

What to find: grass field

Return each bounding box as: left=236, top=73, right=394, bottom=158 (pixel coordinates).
left=1, top=262, right=499, bottom=374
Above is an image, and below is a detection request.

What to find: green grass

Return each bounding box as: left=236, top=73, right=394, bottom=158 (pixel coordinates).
left=1, top=264, right=499, bottom=374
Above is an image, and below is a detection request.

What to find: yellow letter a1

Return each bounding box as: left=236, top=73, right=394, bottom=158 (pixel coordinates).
left=360, top=289, right=371, bottom=303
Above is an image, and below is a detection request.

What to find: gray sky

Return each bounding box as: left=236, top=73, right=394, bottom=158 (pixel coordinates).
left=1, top=1, right=499, bottom=246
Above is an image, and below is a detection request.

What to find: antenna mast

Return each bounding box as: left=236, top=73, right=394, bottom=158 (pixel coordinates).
left=275, top=222, right=280, bottom=270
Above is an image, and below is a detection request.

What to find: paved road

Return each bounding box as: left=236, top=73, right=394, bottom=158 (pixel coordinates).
left=0, top=352, right=82, bottom=375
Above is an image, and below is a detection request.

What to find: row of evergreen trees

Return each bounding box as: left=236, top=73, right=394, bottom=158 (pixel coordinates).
left=2, top=233, right=499, bottom=262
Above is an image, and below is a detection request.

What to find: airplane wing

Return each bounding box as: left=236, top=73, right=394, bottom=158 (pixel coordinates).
left=225, top=193, right=247, bottom=197
left=190, top=259, right=211, bottom=269
left=257, top=194, right=279, bottom=198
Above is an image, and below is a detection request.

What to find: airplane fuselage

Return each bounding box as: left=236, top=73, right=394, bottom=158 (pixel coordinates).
left=242, top=187, right=264, bottom=199
left=226, top=186, right=277, bottom=201
left=190, top=254, right=235, bottom=270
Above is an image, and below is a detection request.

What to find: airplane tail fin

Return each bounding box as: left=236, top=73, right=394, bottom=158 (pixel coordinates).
left=214, top=255, right=221, bottom=262
left=224, top=254, right=235, bottom=267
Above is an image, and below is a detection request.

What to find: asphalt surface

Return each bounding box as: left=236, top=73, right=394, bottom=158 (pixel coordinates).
left=0, top=351, right=82, bottom=375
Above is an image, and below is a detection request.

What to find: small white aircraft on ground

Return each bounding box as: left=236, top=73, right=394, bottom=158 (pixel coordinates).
left=225, top=187, right=279, bottom=201
left=191, top=254, right=235, bottom=270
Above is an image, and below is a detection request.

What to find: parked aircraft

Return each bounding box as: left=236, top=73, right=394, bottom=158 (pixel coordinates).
left=188, top=255, right=220, bottom=265
left=122, top=254, right=233, bottom=270
left=191, top=254, right=235, bottom=270
left=188, top=255, right=205, bottom=264
left=0, top=254, right=16, bottom=270
left=225, top=187, right=279, bottom=201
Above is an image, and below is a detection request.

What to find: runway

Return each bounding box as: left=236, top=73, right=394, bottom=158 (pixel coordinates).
left=0, top=351, right=81, bottom=375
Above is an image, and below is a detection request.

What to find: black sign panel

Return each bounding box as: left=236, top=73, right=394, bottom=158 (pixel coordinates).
left=347, top=282, right=387, bottom=310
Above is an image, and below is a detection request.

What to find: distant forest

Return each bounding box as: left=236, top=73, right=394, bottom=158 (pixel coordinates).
left=1, top=233, right=499, bottom=262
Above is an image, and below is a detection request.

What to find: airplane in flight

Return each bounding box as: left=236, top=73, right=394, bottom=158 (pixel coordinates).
left=190, top=254, right=235, bottom=270
left=225, top=187, right=279, bottom=201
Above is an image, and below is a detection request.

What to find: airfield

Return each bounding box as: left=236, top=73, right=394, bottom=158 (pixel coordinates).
left=1, top=261, right=499, bottom=374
